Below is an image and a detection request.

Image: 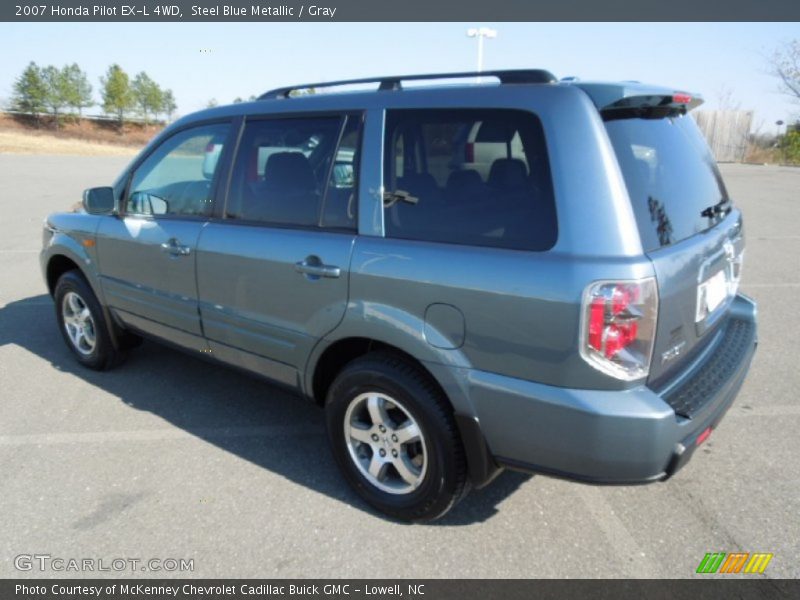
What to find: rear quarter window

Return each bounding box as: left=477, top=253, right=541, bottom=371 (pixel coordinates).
left=604, top=114, right=731, bottom=252
left=382, top=108, right=557, bottom=252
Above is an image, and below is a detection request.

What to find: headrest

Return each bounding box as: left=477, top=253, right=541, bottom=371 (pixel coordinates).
left=488, top=158, right=528, bottom=189
left=263, top=152, right=315, bottom=190
left=446, top=169, right=483, bottom=191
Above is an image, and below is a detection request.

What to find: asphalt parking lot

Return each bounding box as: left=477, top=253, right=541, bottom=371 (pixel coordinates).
left=0, top=156, right=798, bottom=579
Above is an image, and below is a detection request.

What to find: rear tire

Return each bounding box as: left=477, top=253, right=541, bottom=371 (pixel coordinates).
left=54, top=270, right=126, bottom=370
left=325, top=352, right=468, bottom=522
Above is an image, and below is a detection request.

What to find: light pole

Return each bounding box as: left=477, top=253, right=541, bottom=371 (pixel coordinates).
left=467, top=27, right=497, bottom=80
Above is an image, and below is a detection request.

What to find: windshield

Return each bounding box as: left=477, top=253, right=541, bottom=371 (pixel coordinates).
left=604, top=114, right=730, bottom=252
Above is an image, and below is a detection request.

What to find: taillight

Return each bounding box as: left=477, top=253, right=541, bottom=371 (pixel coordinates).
left=581, top=278, right=658, bottom=381
left=465, top=142, right=474, bottom=163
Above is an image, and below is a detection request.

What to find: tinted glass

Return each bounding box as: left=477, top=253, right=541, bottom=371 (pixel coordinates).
left=320, top=115, right=361, bottom=230
left=604, top=114, right=731, bottom=252
left=226, top=117, right=342, bottom=227
left=383, top=109, right=557, bottom=252
left=127, top=123, right=230, bottom=217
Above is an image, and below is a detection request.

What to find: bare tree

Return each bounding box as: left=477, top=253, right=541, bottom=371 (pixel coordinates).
left=768, top=39, right=800, bottom=104
left=715, top=84, right=741, bottom=111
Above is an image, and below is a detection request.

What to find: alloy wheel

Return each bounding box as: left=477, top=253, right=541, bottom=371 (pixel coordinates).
left=343, top=392, right=427, bottom=495
left=61, top=291, right=96, bottom=356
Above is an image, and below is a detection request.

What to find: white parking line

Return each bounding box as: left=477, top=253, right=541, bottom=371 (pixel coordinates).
left=0, top=425, right=315, bottom=446
left=575, top=486, right=663, bottom=578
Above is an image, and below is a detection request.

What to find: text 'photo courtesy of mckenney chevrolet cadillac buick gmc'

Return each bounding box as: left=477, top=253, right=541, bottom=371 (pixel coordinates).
left=40, top=70, right=757, bottom=521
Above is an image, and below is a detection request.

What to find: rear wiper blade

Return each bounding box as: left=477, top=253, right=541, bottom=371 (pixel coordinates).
left=701, top=198, right=731, bottom=219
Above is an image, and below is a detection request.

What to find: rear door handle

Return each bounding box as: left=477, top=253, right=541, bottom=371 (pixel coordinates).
left=160, top=238, right=192, bottom=256
left=294, top=259, right=341, bottom=279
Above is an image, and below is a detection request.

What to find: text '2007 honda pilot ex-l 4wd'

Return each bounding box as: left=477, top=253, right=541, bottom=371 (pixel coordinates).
left=41, top=70, right=757, bottom=521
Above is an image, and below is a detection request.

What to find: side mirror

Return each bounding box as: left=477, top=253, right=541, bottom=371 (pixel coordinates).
left=82, top=187, right=116, bottom=215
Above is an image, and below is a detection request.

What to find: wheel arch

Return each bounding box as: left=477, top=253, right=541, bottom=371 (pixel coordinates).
left=43, top=230, right=104, bottom=300
left=46, top=254, right=83, bottom=296
left=307, top=334, right=501, bottom=489
left=309, top=337, right=444, bottom=407
left=45, top=246, right=124, bottom=350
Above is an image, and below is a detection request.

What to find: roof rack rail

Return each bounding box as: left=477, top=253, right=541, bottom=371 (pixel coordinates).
left=257, top=69, right=558, bottom=100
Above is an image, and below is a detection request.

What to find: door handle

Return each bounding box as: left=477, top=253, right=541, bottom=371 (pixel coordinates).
left=294, top=259, right=341, bottom=279
left=160, top=238, right=192, bottom=256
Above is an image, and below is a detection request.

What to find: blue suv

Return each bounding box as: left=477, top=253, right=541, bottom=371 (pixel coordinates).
left=41, top=71, right=757, bottom=521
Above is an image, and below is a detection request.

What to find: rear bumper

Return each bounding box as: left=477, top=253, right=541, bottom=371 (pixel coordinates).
left=466, top=294, right=757, bottom=484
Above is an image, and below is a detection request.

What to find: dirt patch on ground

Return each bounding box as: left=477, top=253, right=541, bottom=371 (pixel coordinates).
left=0, top=131, right=141, bottom=156
left=0, top=113, right=161, bottom=155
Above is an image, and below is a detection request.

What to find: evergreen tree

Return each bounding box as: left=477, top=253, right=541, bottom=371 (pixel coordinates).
left=161, top=90, right=177, bottom=122
left=131, top=71, right=163, bottom=124
left=41, top=65, right=70, bottom=126
left=12, top=62, right=48, bottom=124
left=101, top=64, right=134, bottom=128
left=62, top=63, right=93, bottom=117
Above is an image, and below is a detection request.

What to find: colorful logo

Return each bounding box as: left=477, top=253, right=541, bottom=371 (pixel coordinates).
left=696, top=552, right=773, bottom=574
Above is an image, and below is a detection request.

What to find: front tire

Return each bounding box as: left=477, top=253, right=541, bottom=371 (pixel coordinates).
left=54, top=270, right=126, bottom=370
left=325, top=352, right=468, bottom=522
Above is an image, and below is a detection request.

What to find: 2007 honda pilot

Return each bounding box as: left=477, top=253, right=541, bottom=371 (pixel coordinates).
left=41, top=70, right=758, bottom=521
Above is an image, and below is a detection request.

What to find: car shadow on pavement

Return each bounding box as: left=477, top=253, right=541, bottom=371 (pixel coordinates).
left=0, top=294, right=533, bottom=526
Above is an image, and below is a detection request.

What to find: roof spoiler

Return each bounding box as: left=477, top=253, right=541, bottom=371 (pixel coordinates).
left=603, top=92, right=704, bottom=112
left=570, top=82, right=704, bottom=118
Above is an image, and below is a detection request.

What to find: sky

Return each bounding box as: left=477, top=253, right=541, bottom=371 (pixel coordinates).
left=1, top=22, right=799, bottom=131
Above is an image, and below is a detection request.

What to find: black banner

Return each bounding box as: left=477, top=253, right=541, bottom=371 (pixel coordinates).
left=4, top=580, right=800, bottom=600
left=3, top=0, right=800, bottom=22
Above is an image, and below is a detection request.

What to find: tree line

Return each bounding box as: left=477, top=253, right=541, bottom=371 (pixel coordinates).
left=11, top=62, right=177, bottom=128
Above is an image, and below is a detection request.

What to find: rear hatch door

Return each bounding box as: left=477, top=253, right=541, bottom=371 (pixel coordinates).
left=601, top=98, right=745, bottom=385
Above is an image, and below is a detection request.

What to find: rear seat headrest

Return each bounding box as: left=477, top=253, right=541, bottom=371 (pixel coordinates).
left=488, top=158, right=529, bottom=189
left=263, top=152, right=315, bottom=190
left=446, top=169, right=483, bottom=191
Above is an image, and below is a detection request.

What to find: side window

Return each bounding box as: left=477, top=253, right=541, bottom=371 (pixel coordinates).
left=226, top=116, right=342, bottom=227
left=383, top=109, right=557, bottom=252
left=320, top=115, right=362, bottom=230
left=127, top=123, right=230, bottom=217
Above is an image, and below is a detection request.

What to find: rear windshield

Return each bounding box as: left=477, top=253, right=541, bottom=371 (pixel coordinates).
left=604, top=114, right=730, bottom=252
